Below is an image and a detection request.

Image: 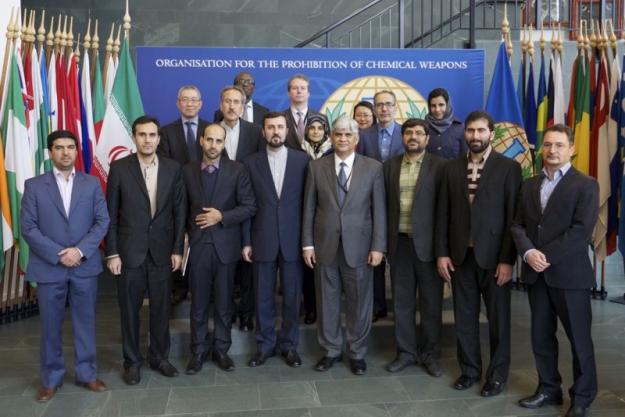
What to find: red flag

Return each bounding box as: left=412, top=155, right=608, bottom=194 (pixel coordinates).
left=589, top=55, right=608, bottom=179
left=64, top=53, right=84, bottom=171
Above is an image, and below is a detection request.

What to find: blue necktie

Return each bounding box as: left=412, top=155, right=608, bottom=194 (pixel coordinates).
left=337, top=162, right=347, bottom=207
left=379, top=128, right=391, bottom=161
left=185, top=121, right=197, bottom=161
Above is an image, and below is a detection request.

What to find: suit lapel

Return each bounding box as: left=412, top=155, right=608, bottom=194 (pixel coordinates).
left=154, top=160, right=170, bottom=217
left=67, top=173, right=84, bottom=217
left=413, top=153, right=430, bottom=199
left=457, top=154, right=470, bottom=203
left=259, top=151, right=279, bottom=201
left=473, top=151, right=496, bottom=201
left=322, top=156, right=340, bottom=206
left=389, top=156, right=401, bottom=208
left=45, top=172, right=68, bottom=219
left=235, top=121, right=246, bottom=160
left=343, top=155, right=362, bottom=207
left=541, top=168, right=575, bottom=218
left=128, top=155, right=151, bottom=207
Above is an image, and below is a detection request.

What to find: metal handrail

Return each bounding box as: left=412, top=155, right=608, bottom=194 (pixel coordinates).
left=295, top=0, right=385, bottom=47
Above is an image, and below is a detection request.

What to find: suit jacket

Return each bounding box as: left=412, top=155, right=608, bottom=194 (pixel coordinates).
left=106, top=154, right=186, bottom=269
left=21, top=171, right=110, bottom=283
left=435, top=150, right=522, bottom=270
left=283, top=108, right=324, bottom=151
left=183, top=158, right=256, bottom=265
left=302, top=153, right=386, bottom=268
left=243, top=148, right=310, bottom=262
left=214, top=101, right=270, bottom=125
left=383, top=152, right=446, bottom=264
left=157, top=117, right=210, bottom=165
left=224, top=119, right=264, bottom=161
left=357, top=122, right=405, bottom=162
left=511, top=167, right=599, bottom=289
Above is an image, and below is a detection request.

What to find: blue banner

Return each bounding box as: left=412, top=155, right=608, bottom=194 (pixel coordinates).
left=136, top=47, right=484, bottom=126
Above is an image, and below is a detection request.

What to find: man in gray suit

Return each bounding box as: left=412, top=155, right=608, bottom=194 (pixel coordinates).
left=302, top=115, right=386, bottom=376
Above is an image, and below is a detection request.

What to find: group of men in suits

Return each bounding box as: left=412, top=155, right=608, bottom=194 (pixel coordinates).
left=23, top=72, right=599, bottom=416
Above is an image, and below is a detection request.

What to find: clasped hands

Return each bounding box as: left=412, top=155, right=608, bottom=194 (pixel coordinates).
left=58, top=247, right=82, bottom=267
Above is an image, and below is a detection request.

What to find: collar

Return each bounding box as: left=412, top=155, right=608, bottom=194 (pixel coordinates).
left=468, top=145, right=492, bottom=164
left=138, top=154, right=158, bottom=168
left=334, top=152, right=356, bottom=169
left=291, top=107, right=308, bottom=117
left=377, top=121, right=396, bottom=136
left=53, top=166, right=76, bottom=180
left=201, top=157, right=221, bottom=171
left=266, top=145, right=288, bottom=157
left=220, top=119, right=240, bottom=131
left=182, top=115, right=199, bottom=125
left=402, top=152, right=425, bottom=165
left=542, top=162, right=571, bottom=181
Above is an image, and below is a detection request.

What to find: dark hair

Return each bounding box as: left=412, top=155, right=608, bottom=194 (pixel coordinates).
left=464, top=110, right=495, bottom=132
left=401, top=118, right=429, bottom=136
left=352, top=101, right=377, bottom=125
left=47, top=130, right=78, bottom=150
left=543, top=123, right=574, bottom=145
left=263, top=111, right=288, bottom=127
left=306, top=113, right=330, bottom=138
left=132, top=115, right=161, bottom=136
left=427, top=87, right=450, bottom=106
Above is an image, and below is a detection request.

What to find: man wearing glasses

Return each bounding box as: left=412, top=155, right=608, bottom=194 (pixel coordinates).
left=357, top=90, right=405, bottom=323
left=215, top=72, right=269, bottom=125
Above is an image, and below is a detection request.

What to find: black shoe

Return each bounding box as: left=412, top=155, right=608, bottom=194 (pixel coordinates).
left=564, top=405, right=589, bottom=417
left=480, top=380, right=505, bottom=397
left=453, top=374, right=479, bottom=390
left=518, top=392, right=564, bottom=409
left=186, top=352, right=209, bottom=375
left=212, top=351, right=235, bottom=372
left=423, top=360, right=443, bottom=377
left=122, top=365, right=141, bottom=385
left=281, top=350, right=302, bottom=368
left=248, top=350, right=275, bottom=367
left=149, top=360, right=179, bottom=378
left=385, top=356, right=416, bottom=373
left=304, top=312, right=317, bottom=325
left=371, top=309, right=388, bottom=323
left=240, top=316, right=254, bottom=332
left=350, top=358, right=367, bottom=375
left=314, top=355, right=342, bottom=372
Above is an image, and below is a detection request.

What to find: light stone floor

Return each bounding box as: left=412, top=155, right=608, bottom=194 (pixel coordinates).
left=1, top=256, right=624, bottom=417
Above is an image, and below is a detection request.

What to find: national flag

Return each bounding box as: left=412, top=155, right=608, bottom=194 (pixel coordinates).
left=572, top=53, right=591, bottom=174
left=547, top=52, right=565, bottom=126
left=535, top=52, right=548, bottom=171
left=566, top=55, right=579, bottom=128
left=606, top=54, right=621, bottom=256
left=93, top=36, right=144, bottom=187
left=524, top=59, right=537, bottom=148
left=47, top=50, right=58, bottom=132
left=92, top=52, right=105, bottom=140
left=516, top=53, right=525, bottom=113
left=485, top=42, right=533, bottom=178
left=65, top=52, right=84, bottom=172
left=2, top=51, right=35, bottom=272
left=79, top=49, right=95, bottom=174
left=617, top=54, right=625, bottom=258
left=38, top=48, right=51, bottom=173
left=0, top=42, right=15, bottom=271
left=28, top=47, right=48, bottom=176
left=104, top=52, right=117, bottom=106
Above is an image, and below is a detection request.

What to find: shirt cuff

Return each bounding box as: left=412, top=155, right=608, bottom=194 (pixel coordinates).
left=302, top=246, right=314, bottom=251
left=522, top=249, right=534, bottom=263
left=105, top=254, right=120, bottom=260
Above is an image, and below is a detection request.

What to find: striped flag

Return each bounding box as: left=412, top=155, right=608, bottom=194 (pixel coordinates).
left=535, top=52, right=548, bottom=171
left=573, top=53, right=591, bottom=175
left=79, top=49, right=95, bottom=174
left=37, top=49, right=51, bottom=173
left=524, top=58, right=537, bottom=148
left=92, top=52, right=105, bottom=140
left=606, top=53, right=621, bottom=256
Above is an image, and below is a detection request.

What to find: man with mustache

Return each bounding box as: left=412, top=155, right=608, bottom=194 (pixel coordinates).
left=242, top=112, right=310, bottom=368
left=435, top=110, right=522, bottom=397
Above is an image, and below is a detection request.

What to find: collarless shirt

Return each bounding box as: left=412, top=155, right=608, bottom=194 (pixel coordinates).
left=334, top=152, right=355, bottom=189
left=540, top=162, right=571, bottom=211
left=267, top=145, right=288, bottom=197
left=53, top=167, right=76, bottom=216
left=221, top=119, right=241, bottom=160
left=139, top=155, right=159, bottom=218
left=398, top=152, right=425, bottom=234
left=467, top=145, right=492, bottom=204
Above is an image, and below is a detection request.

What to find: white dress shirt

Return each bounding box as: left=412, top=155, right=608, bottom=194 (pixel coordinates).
left=53, top=167, right=76, bottom=217
left=267, top=145, right=288, bottom=197
left=244, top=100, right=254, bottom=122
left=221, top=119, right=241, bottom=160
left=290, top=107, right=309, bottom=123
left=334, top=152, right=355, bottom=189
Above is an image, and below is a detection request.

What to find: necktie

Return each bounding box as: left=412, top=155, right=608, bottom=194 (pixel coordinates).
left=379, top=128, right=391, bottom=161
left=296, top=111, right=305, bottom=143
left=207, top=164, right=217, bottom=174
left=337, top=162, right=347, bottom=207
left=185, top=121, right=197, bottom=161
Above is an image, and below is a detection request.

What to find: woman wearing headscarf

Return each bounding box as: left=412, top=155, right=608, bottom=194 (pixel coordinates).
left=425, top=87, right=467, bottom=159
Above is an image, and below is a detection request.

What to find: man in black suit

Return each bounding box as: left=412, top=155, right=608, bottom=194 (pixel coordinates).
left=282, top=74, right=324, bottom=150
left=511, top=124, right=598, bottom=417
left=219, top=85, right=264, bottom=332
left=383, top=119, right=446, bottom=376
left=243, top=112, right=310, bottom=368
left=183, top=123, right=256, bottom=374
left=214, top=72, right=269, bottom=125
left=435, top=110, right=522, bottom=397
left=106, top=115, right=186, bottom=385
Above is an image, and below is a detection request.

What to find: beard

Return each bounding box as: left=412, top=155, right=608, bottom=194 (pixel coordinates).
left=267, top=136, right=285, bottom=148
left=468, top=140, right=489, bottom=154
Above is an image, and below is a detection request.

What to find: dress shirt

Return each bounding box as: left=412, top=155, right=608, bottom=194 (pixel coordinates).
left=221, top=120, right=241, bottom=160
left=201, top=157, right=221, bottom=172
left=53, top=167, right=76, bottom=217
left=540, top=162, right=571, bottom=211
left=138, top=155, right=159, bottom=218
left=377, top=121, right=397, bottom=162
left=334, top=152, right=355, bottom=189
left=398, top=152, right=424, bottom=234
left=291, top=107, right=309, bottom=123
left=466, top=145, right=493, bottom=204
left=182, top=115, right=199, bottom=138
left=243, top=100, right=254, bottom=122
left=267, top=145, right=288, bottom=197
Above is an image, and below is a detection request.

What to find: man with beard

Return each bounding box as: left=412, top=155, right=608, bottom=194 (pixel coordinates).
left=214, top=72, right=269, bottom=125
left=383, top=119, right=446, bottom=376
left=242, top=112, right=310, bottom=368
left=183, top=123, right=256, bottom=374
left=435, top=110, right=521, bottom=397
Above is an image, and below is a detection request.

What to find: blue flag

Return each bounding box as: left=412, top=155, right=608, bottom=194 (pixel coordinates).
left=524, top=60, right=537, bottom=147
left=486, top=42, right=525, bottom=128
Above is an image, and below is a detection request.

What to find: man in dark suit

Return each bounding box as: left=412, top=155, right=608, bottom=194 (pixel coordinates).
left=358, top=90, right=405, bottom=323
left=157, top=85, right=209, bottom=303
left=158, top=85, right=209, bottom=165
left=219, top=85, right=264, bottom=332
left=435, top=110, right=522, bottom=397
left=214, top=72, right=269, bottom=125
left=243, top=112, right=310, bottom=368
left=21, top=130, right=109, bottom=401
left=302, top=115, right=386, bottom=376
left=183, top=123, right=256, bottom=374
left=282, top=74, right=323, bottom=150
left=511, top=124, right=598, bottom=417
left=383, top=119, right=446, bottom=376
left=106, top=115, right=186, bottom=385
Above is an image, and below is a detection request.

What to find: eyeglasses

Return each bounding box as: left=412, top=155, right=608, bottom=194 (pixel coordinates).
left=237, top=79, right=255, bottom=86
left=374, top=102, right=395, bottom=108
left=179, top=97, right=201, bottom=104
left=412, top=131, right=427, bottom=137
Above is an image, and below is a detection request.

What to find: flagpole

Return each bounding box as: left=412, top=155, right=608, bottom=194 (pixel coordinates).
left=114, top=25, right=121, bottom=62
left=89, top=19, right=97, bottom=88
left=45, top=15, right=53, bottom=68
left=36, top=10, right=45, bottom=56
left=0, top=7, right=16, bottom=105
left=102, top=23, right=114, bottom=92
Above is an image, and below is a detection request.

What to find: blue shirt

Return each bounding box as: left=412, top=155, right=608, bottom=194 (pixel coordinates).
left=377, top=121, right=396, bottom=162
left=540, top=162, right=571, bottom=211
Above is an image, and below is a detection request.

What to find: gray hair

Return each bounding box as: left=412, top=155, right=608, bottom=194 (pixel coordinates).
left=177, top=85, right=202, bottom=100
left=332, top=115, right=359, bottom=135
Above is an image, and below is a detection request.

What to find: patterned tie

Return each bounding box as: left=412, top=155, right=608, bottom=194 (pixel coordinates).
left=379, top=128, right=391, bottom=161
left=337, top=162, right=347, bottom=207
left=185, top=121, right=197, bottom=161
left=296, top=111, right=305, bottom=143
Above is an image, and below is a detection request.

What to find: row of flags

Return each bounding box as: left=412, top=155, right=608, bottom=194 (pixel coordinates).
left=0, top=10, right=144, bottom=273
left=485, top=31, right=625, bottom=266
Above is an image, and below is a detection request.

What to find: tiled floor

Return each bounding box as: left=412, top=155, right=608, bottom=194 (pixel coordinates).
left=1, top=257, right=625, bottom=417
